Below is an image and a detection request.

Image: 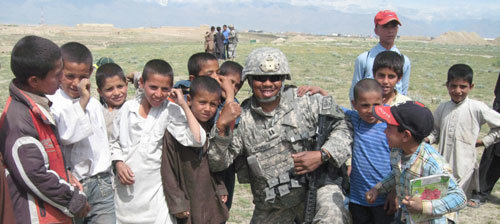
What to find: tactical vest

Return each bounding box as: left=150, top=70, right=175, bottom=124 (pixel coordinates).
left=242, top=90, right=317, bottom=204
left=1, top=94, right=72, bottom=224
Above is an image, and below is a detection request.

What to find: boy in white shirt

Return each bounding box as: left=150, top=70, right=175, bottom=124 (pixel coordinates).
left=110, top=59, right=205, bottom=224
left=48, top=42, right=114, bottom=223
left=427, top=64, right=500, bottom=198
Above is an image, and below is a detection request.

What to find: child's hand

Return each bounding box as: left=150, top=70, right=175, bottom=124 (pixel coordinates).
left=365, top=187, right=379, bottom=204
left=78, top=78, right=91, bottom=110
left=174, top=211, right=190, bottom=219
left=216, top=101, right=241, bottom=136
left=221, top=195, right=228, bottom=203
left=218, top=75, right=235, bottom=102
left=384, top=188, right=399, bottom=215
left=297, top=85, right=328, bottom=97
left=75, top=202, right=90, bottom=218
left=347, top=165, right=352, bottom=177
left=67, top=171, right=84, bottom=192
left=401, top=195, right=423, bottom=213
left=170, top=88, right=187, bottom=107
left=115, top=161, right=135, bottom=185
left=475, top=139, right=484, bottom=147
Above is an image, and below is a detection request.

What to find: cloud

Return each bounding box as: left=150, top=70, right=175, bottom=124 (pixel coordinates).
left=132, top=0, right=169, bottom=6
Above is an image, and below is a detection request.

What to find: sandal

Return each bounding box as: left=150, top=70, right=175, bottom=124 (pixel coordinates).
left=467, top=199, right=482, bottom=208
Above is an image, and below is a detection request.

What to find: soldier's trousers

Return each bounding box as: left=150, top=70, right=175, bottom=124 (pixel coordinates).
left=228, top=44, right=237, bottom=59
left=250, top=184, right=351, bottom=224
left=250, top=200, right=304, bottom=224
left=314, top=184, right=351, bottom=224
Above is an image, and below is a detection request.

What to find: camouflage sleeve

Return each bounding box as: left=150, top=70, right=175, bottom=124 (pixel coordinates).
left=207, top=125, right=244, bottom=172
left=310, top=94, right=353, bottom=168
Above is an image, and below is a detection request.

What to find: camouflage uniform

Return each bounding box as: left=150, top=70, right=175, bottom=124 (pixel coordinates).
left=208, top=48, right=352, bottom=223
left=227, top=25, right=238, bottom=59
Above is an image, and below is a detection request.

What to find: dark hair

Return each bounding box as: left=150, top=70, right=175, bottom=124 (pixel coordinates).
left=219, top=61, right=243, bottom=77
left=396, top=125, right=426, bottom=143
left=220, top=61, right=243, bottom=88
left=353, top=78, right=383, bottom=101
left=96, top=63, right=125, bottom=89
left=141, top=59, right=174, bottom=83
left=217, top=27, right=221, bottom=32
left=211, top=26, right=215, bottom=31
left=447, top=64, right=473, bottom=85
left=188, top=52, right=217, bottom=77
left=61, top=42, right=93, bottom=70
left=189, top=76, right=221, bottom=99
left=372, top=51, right=404, bottom=79
left=223, top=25, right=227, bottom=28
left=11, top=35, right=61, bottom=85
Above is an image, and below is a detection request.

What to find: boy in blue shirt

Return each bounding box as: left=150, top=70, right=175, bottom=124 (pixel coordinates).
left=344, top=79, right=395, bottom=224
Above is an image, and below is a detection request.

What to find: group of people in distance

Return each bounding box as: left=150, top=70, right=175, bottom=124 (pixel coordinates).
left=205, top=24, right=239, bottom=61
left=0, top=9, right=499, bottom=224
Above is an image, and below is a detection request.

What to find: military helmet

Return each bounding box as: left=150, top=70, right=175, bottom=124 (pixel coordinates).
left=242, top=47, right=291, bottom=81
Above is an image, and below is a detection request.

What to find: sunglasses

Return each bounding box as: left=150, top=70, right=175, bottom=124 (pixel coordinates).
left=252, top=75, right=284, bottom=82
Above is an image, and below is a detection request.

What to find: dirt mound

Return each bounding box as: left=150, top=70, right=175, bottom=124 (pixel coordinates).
left=492, top=37, right=500, bottom=45
left=271, top=37, right=286, bottom=43
left=432, top=31, right=488, bottom=45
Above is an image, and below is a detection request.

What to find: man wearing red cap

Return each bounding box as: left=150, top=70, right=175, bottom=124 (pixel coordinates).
left=349, top=10, right=411, bottom=102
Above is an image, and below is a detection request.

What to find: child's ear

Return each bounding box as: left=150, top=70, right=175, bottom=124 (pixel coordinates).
left=139, top=77, right=144, bottom=89
left=187, top=94, right=192, bottom=107
left=403, top=130, right=412, bottom=143
left=470, top=83, right=474, bottom=89
left=97, top=88, right=103, bottom=96
left=27, top=76, right=40, bottom=90
left=188, top=75, right=195, bottom=82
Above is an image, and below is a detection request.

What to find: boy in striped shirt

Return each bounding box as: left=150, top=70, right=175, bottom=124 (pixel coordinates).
left=343, top=78, right=395, bottom=223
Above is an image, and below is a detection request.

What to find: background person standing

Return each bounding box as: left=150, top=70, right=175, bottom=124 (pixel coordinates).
left=349, top=10, right=411, bottom=102
left=227, top=24, right=239, bottom=60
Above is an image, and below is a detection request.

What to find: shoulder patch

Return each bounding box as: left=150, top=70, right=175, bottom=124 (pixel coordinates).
left=322, top=96, right=333, bottom=111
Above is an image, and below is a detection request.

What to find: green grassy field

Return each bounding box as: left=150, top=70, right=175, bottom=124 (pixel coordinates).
left=0, top=34, right=499, bottom=223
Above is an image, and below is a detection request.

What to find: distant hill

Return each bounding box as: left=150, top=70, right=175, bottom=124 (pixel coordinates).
left=431, top=31, right=488, bottom=45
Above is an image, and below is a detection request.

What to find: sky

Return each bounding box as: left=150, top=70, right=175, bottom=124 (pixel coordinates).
left=1, top=0, right=500, bottom=38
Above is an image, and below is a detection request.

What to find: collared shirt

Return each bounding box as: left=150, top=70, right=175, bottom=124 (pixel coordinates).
left=101, top=105, right=120, bottom=139
left=223, top=29, right=230, bottom=44
left=391, top=91, right=412, bottom=106
left=48, top=89, right=111, bottom=180
left=375, top=143, right=466, bottom=224
left=109, top=97, right=205, bottom=223
left=349, top=43, right=411, bottom=100
left=427, top=97, right=500, bottom=190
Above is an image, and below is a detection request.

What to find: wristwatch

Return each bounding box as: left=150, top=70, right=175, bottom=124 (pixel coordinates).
left=320, top=149, right=330, bottom=163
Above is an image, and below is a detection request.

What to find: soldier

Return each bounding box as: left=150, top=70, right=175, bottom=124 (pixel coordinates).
left=227, top=24, right=238, bottom=59
left=208, top=47, right=352, bottom=223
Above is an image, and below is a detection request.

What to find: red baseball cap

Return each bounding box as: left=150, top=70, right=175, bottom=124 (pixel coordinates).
left=373, top=101, right=434, bottom=139
left=374, top=10, right=401, bottom=26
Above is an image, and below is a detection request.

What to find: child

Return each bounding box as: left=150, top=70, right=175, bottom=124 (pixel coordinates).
left=173, top=52, right=219, bottom=93
left=366, top=101, right=466, bottom=223
left=212, top=61, right=243, bottom=211
left=343, top=79, right=394, bottom=224
left=110, top=59, right=205, bottom=224
left=373, top=51, right=411, bottom=106
left=161, top=76, right=229, bottom=224
left=427, top=64, right=500, bottom=197
left=1, top=35, right=88, bottom=223
left=95, top=62, right=128, bottom=137
left=47, top=42, right=114, bottom=223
